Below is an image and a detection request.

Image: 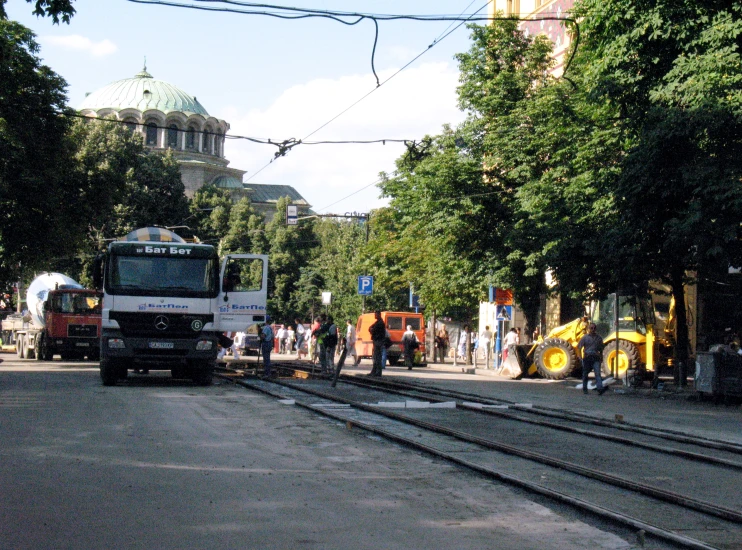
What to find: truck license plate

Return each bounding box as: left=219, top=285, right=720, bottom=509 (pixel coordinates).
left=75, top=342, right=90, bottom=347
left=149, top=342, right=174, bottom=349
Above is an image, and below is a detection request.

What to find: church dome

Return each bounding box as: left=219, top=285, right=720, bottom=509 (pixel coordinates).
left=78, top=67, right=209, bottom=116
left=213, top=175, right=244, bottom=189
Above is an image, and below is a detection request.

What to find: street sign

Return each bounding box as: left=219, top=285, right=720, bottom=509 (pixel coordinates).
left=496, top=305, right=512, bottom=321
left=495, top=288, right=513, bottom=305
left=321, top=291, right=332, bottom=305
left=286, top=205, right=298, bottom=225
left=358, top=275, right=373, bottom=296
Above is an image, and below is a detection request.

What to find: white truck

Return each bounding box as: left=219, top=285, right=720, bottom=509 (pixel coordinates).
left=1, top=273, right=102, bottom=360
left=92, top=227, right=268, bottom=386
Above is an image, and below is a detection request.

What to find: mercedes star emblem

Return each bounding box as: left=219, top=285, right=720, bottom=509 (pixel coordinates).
left=154, top=315, right=169, bottom=331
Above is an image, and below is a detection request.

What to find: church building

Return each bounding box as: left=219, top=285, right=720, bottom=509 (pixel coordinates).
left=78, top=66, right=310, bottom=220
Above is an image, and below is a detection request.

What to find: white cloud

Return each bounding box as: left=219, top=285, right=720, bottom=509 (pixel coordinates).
left=40, top=35, right=117, bottom=57
left=223, top=61, right=465, bottom=214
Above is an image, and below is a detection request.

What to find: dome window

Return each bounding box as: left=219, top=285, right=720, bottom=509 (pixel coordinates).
left=145, top=122, right=158, bottom=146
left=202, top=130, right=211, bottom=154
left=186, top=127, right=196, bottom=150
left=167, top=124, right=179, bottom=148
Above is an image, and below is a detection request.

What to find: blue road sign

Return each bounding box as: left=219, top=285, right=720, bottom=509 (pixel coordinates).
left=358, top=275, right=373, bottom=296
left=496, top=305, right=512, bottom=321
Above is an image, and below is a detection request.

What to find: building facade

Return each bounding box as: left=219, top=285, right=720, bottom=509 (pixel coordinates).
left=78, top=66, right=311, bottom=221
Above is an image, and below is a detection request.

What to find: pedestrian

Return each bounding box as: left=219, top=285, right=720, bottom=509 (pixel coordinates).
left=259, top=321, right=274, bottom=377
left=310, top=316, right=321, bottom=364
left=479, top=325, right=493, bottom=367
left=578, top=323, right=607, bottom=395
left=287, top=325, right=296, bottom=353
left=232, top=331, right=245, bottom=360
left=502, top=327, right=518, bottom=362
left=381, top=328, right=391, bottom=369
left=314, top=314, right=328, bottom=373
left=322, top=315, right=338, bottom=376
left=346, top=319, right=359, bottom=366
left=459, top=325, right=470, bottom=361
left=295, top=319, right=306, bottom=359
left=277, top=325, right=288, bottom=354
left=368, top=310, right=386, bottom=376
left=402, top=325, right=419, bottom=370
left=436, top=324, right=449, bottom=363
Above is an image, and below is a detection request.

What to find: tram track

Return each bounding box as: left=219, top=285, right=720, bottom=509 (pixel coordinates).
left=216, top=363, right=742, bottom=549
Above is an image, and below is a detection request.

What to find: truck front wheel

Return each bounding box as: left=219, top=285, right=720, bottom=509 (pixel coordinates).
left=190, top=360, right=214, bottom=386
left=100, top=359, right=119, bottom=386
left=41, top=336, right=54, bottom=361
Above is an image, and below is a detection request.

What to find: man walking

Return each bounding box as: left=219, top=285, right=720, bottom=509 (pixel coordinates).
left=479, top=325, right=493, bottom=367
left=578, top=323, right=607, bottom=395
left=402, top=325, right=419, bottom=370
left=346, top=319, right=359, bottom=366
left=295, top=319, right=306, bottom=359
left=368, top=311, right=386, bottom=377
left=323, top=315, right=338, bottom=376
left=259, top=321, right=274, bottom=377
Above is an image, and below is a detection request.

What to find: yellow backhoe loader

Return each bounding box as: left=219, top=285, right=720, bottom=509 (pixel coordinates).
left=516, top=293, right=674, bottom=384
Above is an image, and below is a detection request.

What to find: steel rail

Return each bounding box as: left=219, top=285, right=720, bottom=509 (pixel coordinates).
left=221, top=373, right=722, bottom=550
left=268, top=362, right=742, bottom=459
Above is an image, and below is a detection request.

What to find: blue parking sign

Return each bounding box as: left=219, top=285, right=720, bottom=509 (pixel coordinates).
left=358, top=275, right=373, bottom=296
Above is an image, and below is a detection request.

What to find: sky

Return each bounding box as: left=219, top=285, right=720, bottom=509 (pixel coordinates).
left=7, top=0, right=490, bottom=215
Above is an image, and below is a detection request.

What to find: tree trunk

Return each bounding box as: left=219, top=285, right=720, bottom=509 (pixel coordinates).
left=670, top=268, right=689, bottom=387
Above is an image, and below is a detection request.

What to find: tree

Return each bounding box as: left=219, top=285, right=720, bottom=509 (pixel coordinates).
left=189, top=184, right=233, bottom=246
left=71, top=119, right=189, bottom=244
left=376, top=20, right=562, bottom=332
left=0, top=1, right=76, bottom=24
left=263, top=196, right=316, bottom=323
left=573, top=0, right=742, bottom=377
left=0, top=21, right=79, bottom=281
left=220, top=196, right=265, bottom=255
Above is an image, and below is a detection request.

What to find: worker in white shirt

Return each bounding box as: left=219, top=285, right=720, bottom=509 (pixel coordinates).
left=345, top=319, right=359, bottom=366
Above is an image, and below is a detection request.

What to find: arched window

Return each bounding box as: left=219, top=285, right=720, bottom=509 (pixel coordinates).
left=167, top=124, right=179, bottom=148
left=215, top=132, right=223, bottom=156
left=186, top=127, right=196, bottom=150
left=146, top=122, right=158, bottom=146
left=202, top=130, right=211, bottom=154
left=123, top=119, right=137, bottom=133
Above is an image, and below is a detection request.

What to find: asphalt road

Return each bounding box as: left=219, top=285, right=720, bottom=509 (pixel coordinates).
left=0, top=357, right=659, bottom=549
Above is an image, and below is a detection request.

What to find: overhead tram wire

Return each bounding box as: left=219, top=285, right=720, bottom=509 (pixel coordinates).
left=305, top=0, right=494, bottom=213
left=244, top=0, right=496, bottom=186
left=128, top=1, right=579, bottom=208
left=62, top=112, right=414, bottom=151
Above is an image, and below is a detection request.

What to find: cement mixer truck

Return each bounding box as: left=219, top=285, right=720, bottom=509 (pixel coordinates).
left=92, top=227, right=268, bottom=386
left=1, top=273, right=102, bottom=360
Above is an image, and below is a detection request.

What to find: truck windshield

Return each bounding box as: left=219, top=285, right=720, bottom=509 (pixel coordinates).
left=51, top=293, right=101, bottom=314
left=108, top=255, right=217, bottom=297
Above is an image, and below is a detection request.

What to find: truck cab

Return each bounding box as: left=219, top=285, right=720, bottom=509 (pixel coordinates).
left=94, top=228, right=268, bottom=385
left=355, top=311, right=427, bottom=366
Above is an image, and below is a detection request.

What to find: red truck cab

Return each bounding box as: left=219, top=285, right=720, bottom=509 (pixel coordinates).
left=43, top=289, right=102, bottom=360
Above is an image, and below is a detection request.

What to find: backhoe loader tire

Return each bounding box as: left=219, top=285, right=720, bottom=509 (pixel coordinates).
left=534, top=338, right=577, bottom=380
left=602, top=339, right=640, bottom=378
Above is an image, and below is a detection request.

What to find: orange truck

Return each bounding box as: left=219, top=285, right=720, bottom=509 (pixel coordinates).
left=355, top=311, right=426, bottom=366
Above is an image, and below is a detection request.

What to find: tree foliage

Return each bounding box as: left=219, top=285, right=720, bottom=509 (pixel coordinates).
left=0, top=21, right=78, bottom=281
left=0, top=0, right=76, bottom=24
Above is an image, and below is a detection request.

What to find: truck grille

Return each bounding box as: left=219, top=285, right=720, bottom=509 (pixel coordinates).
left=110, top=311, right=214, bottom=338
left=68, top=324, right=98, bottom=338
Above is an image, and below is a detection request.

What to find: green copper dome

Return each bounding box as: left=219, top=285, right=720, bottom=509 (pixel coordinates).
left=213, top=175, right=244, bottom=189
left=79, top=67, right=209, bottom=116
